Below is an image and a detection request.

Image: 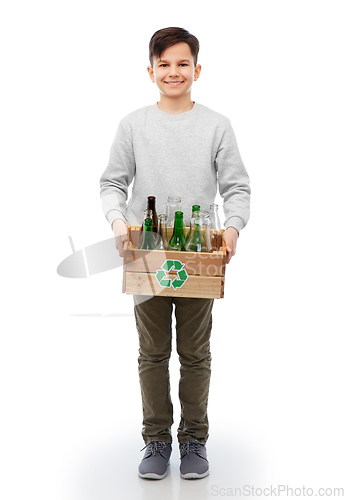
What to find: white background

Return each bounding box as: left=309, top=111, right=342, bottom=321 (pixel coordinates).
left=1, top=1, right=345, bottom=499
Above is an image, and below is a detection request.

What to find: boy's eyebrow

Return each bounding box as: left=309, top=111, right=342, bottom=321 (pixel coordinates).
left=156, top=58, right=191, bottom=63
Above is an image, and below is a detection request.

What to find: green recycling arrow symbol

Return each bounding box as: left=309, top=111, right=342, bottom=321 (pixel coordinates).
left=155, top=259, right=189, bottom=290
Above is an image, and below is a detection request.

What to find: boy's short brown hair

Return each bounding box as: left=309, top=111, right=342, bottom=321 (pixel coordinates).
left=149, top=27, right=200, bottom=67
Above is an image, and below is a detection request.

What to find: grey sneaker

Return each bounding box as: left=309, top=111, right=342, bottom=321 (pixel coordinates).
left=179, top=439, right=209, bottom=479
left=138, top=441, right=172, bottom=479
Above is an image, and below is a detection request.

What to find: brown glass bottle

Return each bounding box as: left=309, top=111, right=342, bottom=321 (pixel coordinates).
left=146, top=196, right=158, bottom=233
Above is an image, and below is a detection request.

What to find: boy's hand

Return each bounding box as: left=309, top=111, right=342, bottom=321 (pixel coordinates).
left=221, top=227, right=239, bottom=264
left=112, top=219, right=128, bottom=257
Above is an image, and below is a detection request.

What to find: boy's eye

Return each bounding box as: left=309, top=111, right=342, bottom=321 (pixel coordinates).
left=159, top=63, right=188, bottom=67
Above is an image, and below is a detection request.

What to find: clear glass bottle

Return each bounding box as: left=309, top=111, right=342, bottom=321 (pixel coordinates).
left=140, top=218, right=156, bottom=250
left=166, top=196, right=182, bottom=228
left=185, top=212, right=204, bottom=252
left=209, top=203, right=222, bottom=251
left=168, top=211, right=186, bottom=251
left=200, top=211, right=212, bottom=252
left=156, top=214, right=169, bottom=250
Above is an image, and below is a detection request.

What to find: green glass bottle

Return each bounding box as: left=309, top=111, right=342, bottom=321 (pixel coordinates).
left=139, top=209, right=153, bottom=247
left=185, top=204, right=201, bottom=242
left=185, top=213, right=204, bottom=252
left=168, top=211, right=186, bottom=251
left=140, top=218, right=156, bottom=250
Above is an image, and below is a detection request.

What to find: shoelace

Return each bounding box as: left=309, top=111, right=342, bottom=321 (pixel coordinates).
left=140, top=441, right=168, bottom=458
left=180, top=439, right=203, bottom=459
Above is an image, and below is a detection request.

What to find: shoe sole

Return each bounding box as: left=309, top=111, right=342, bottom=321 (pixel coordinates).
left=180, top=468, right=210, bottom=479
left=138, top=470, right=168, bottom=479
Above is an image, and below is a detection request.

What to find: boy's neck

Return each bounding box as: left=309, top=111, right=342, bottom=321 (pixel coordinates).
left=157, top=95, right=195, bottom=115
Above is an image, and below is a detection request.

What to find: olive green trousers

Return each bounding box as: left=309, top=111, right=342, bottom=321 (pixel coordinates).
left=133, top=294, right=214, bottom=445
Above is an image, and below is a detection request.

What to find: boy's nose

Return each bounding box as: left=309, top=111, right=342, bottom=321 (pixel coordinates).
left=168, top=66, right=180, bottom=76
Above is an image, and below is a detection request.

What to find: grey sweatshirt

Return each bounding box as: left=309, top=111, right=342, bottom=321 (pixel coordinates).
left=100, top=102, right=250, bottom=234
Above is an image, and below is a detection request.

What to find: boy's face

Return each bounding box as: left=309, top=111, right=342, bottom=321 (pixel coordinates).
left=147, top=42, right=201, bottom=99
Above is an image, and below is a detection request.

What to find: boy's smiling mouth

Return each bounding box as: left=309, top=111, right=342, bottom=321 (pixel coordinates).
left=164, top=81, right=184, bottom=85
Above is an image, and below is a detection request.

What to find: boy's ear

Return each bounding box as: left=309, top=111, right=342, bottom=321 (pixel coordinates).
left=194, top=64, right=202, bottom=81
left=147, top=66, right=155, bottom=82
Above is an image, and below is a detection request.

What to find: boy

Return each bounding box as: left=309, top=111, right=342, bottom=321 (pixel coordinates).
left=100, top=27, right=250, bottom=479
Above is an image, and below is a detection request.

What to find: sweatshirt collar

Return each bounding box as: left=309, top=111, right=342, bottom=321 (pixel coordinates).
left=152, top=101, right=200, bottom=121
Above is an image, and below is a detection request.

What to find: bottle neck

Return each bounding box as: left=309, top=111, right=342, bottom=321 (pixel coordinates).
left=173, top=217, right=184, bottom=236
left=191, top=217, right=202, bottom=235
left=147, top=199, right=158, bottom=229
left=210, top=206, right=221, bottom=229
left=158, top=218, right=167, bottom=238
left=147, top=201, right=155, bottom=211
left=147, top=197, right=156, bottom=214
left=143, top=219, right=153, bottom=232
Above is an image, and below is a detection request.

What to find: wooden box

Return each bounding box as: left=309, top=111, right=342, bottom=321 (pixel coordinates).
left=122, top=225, right=227, bottom=299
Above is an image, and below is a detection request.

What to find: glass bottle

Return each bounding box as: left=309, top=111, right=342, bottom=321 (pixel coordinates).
left=156, top=214, right=169, bottom=250
left=166, top=196, right=182, bottom=228
left=168, top=211, right=186, bottom=251
left=209, top=204, right=222, bottom=251
left=185, top=204, right=201, bottom=242
left=201, top=211, right=212, bottom=252
left=195, top=211, right=211, bottom=252
left=185, top=212, right=204, bottom=252
left=147, top=196, right=158, bottom=233
left=140, top=218, right=156, bottom=250
left=139, top=209, right=153, bottom=247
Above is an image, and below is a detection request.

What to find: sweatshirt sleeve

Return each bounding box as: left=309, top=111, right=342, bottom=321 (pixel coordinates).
left=215, top=120, right=251, bottom=234
left=100, top=119, right=136, bottom=228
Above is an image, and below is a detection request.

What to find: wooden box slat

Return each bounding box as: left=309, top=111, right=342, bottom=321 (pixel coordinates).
left=125, top=248, right=225, bottom=276
left=125, top=273, right=224, bottom=299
